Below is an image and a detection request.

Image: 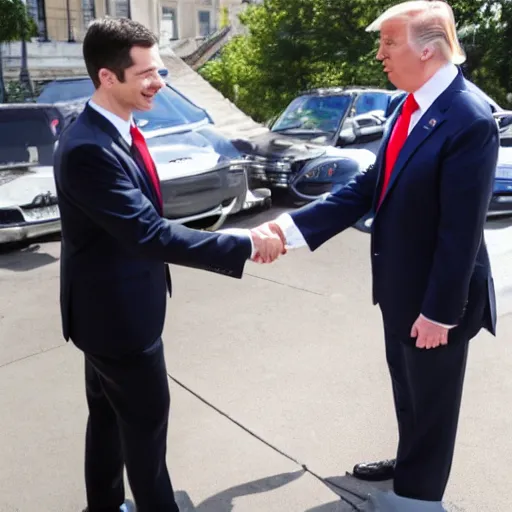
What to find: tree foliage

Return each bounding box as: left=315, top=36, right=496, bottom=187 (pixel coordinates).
left=200, top=0, right=512, bottom=122
left=0, top=0, right=36, bottom=43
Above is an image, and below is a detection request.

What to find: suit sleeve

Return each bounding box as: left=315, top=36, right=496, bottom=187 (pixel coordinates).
left=59, top=144, right=252, bottom=277
left=421, top=117, right=499, bottom=324
left=289, top=163, right=379, bottom=250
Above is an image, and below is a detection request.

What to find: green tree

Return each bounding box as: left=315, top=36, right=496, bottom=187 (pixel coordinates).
left=201, top=0, right=510, bottom=122
left=459, top=1, right=512, bottom=108
left=0, top=0, right=37, bottom=102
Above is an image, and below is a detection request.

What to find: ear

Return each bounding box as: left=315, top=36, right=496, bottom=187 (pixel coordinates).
left=420, top=44, right=435, bottom=61
left=98, top=68, right=115, bottom=88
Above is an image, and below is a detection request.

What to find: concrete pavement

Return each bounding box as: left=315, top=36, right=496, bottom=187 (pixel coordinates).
left=1, top=210, right=512, bottom=511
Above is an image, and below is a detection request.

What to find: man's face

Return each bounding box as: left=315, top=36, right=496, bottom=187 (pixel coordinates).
left=376, top=18, right=422, bottom=92
left=111, top=44, right=165, bottom=112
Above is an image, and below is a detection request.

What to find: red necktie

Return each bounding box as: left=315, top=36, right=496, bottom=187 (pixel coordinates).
left=130, top=124, right=163, bottom=210
left=377, top=94, right=419, bottom=208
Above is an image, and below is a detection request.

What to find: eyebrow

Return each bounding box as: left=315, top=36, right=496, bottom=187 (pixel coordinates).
left=135, top=66, right=158, bottom=76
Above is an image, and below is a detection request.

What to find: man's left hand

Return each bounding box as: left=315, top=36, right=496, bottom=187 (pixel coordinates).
left=411, top=314, right=449, bottom=349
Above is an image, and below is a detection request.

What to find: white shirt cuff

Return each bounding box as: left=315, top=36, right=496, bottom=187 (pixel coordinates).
left=218, top=228, right=256, bottom=258
left=420, top=314, right=456, bottom=329
left=274, top=213, right=309, bottom=249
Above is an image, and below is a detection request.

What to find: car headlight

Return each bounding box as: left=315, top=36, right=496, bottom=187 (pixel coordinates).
left=302, top=162, right=338, bottom=180
left=304, top=168, right=319, bottom=179
left=495, top=165, right=512, bottom=179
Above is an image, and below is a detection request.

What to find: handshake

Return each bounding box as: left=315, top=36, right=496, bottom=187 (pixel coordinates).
left=249, top=222, right=287, bottom=264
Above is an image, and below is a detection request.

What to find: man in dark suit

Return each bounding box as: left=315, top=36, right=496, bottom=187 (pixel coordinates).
left=53, top=17, right=284, bottom=512
left=256, top=1, right=499, bottom=509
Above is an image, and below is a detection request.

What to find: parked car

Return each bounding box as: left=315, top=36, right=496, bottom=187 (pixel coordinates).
left=37, top=76, right=270, bottom=229
left=234, top=87, right=405, bottom=201
left=0, top=104, right=63, bottom=243
left=488, top=110, right=512, bottom=215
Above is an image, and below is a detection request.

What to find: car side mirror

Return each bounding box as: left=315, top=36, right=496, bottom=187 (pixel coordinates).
left=337, top=118, right=357, bottom=146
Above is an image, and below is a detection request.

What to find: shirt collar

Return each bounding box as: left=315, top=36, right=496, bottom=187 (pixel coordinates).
left=89, top=100, right=132, bottom=144
left=413, top=63, right=458, bottom=114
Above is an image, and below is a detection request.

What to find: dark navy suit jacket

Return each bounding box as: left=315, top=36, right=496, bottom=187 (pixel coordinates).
left=54, top=104, right=251, bottom=356
left=291, top=71, right=500, bottom=343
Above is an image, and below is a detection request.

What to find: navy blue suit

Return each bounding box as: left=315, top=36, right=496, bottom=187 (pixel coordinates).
left=54, top=104, right=251, bottom=511
left=290, top=71, right=499, bottom=500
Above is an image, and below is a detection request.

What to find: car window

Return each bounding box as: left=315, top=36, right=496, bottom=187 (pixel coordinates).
left=353, top=92, right=390, bottom=116
left=272, top=94, right=352, bottom=134
left=134, top=86, right=208, bottom=131
left=500, top=120, right=512, bottom=147
left=0, top=108, right=59, bottom=166
left=38, top=79, right=95, bottom=103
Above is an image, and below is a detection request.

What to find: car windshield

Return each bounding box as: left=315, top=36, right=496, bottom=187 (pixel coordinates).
left=37, top=79, right=209, bottom=131
left=272, top=94, right=352, bottom=134
left=0, top=108, right=59, bottom=166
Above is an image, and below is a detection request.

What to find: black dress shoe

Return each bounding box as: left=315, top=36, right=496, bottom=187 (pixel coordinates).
left=352, top=458, right=396, bottom=481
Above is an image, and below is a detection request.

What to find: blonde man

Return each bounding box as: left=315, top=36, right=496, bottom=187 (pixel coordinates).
left=257, top=1, right=499, bottom=509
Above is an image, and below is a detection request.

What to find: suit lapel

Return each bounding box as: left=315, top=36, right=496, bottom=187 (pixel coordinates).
left=375, top=71, right=465, bottom=212
left=85, top=103, right=132, bottom=156
left=377, top=105, right=446, bottom=209
left=371, top=101, right=403, bottom=212
left=85, top=104, right=161, bottom=212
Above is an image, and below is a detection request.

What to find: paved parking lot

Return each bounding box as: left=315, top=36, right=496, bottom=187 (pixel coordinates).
left=1, top=204, right=512, bottom=511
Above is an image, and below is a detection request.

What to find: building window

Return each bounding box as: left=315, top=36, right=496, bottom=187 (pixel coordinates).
left=82, top=0, right=96, bottom=31
left=26, top=0, right=48, bottom=40
left=115, top=0, right=131, bottom=18
left=198, top=10, right=211, bottom=37
left=161, top=6, right=178, bottom=40
left=106, top=0, right=131, bottom=18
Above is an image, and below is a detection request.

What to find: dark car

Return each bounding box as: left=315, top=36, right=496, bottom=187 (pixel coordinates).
left=0, top=104, right=63, bottom=243
left=37, top=77, right=270, bottom=229
left=489, top=110, right=512, bottom=215
left=234, top=87, right=405, bottom=201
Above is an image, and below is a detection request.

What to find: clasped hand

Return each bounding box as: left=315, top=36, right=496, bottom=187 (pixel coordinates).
left=250, top=222, right=286, bottom=263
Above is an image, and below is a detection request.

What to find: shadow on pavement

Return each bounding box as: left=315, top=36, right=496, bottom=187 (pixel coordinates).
left=0, top=241, right=59, bottom=271
left=175, top=469, right=306, bottom=511
left=485, top=215, right=512, bottom=230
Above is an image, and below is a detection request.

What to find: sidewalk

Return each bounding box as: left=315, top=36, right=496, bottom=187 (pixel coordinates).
left=1, top=225, right=511, bottom=511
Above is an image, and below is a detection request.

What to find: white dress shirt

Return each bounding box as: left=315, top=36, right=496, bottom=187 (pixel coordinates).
left=274, top=63, right=459, bottom=328
left=89, top=100, right=133, bottom=145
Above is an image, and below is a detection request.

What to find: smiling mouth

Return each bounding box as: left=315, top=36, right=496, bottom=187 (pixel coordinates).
left=142, top=92, right=154, bottom=99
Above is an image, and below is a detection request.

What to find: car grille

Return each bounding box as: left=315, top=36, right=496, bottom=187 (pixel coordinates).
left=0, top=208, right=24, bottom=225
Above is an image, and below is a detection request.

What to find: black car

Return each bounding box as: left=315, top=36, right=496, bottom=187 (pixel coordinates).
left=234, top=87, right=405, bottom=201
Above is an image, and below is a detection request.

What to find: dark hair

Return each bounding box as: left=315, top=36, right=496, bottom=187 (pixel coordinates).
left=83, top=17, right=158, bottom=88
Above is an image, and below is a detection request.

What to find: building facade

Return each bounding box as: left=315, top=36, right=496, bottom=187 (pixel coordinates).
left=23, top=0, right=227, bottom=43
left=1, top=0, right=245, bottom=81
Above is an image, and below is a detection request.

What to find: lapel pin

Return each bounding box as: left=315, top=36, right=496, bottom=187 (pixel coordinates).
left=429, top=118, right=437, bottom=127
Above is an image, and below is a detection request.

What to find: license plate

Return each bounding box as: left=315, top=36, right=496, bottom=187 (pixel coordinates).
left=22, top=204, right=59, bottom=221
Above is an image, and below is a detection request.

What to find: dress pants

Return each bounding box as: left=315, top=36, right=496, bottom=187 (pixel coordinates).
left=83, top=337, right=180, bottom=512
left=384, top=327, right=470, bottom=501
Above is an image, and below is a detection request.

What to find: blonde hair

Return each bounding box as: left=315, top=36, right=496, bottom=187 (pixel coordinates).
left=366, top=1, right=466, bottom=65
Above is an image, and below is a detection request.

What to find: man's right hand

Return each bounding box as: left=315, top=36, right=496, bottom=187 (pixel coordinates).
left=250, top=222, right=287, bottom=263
